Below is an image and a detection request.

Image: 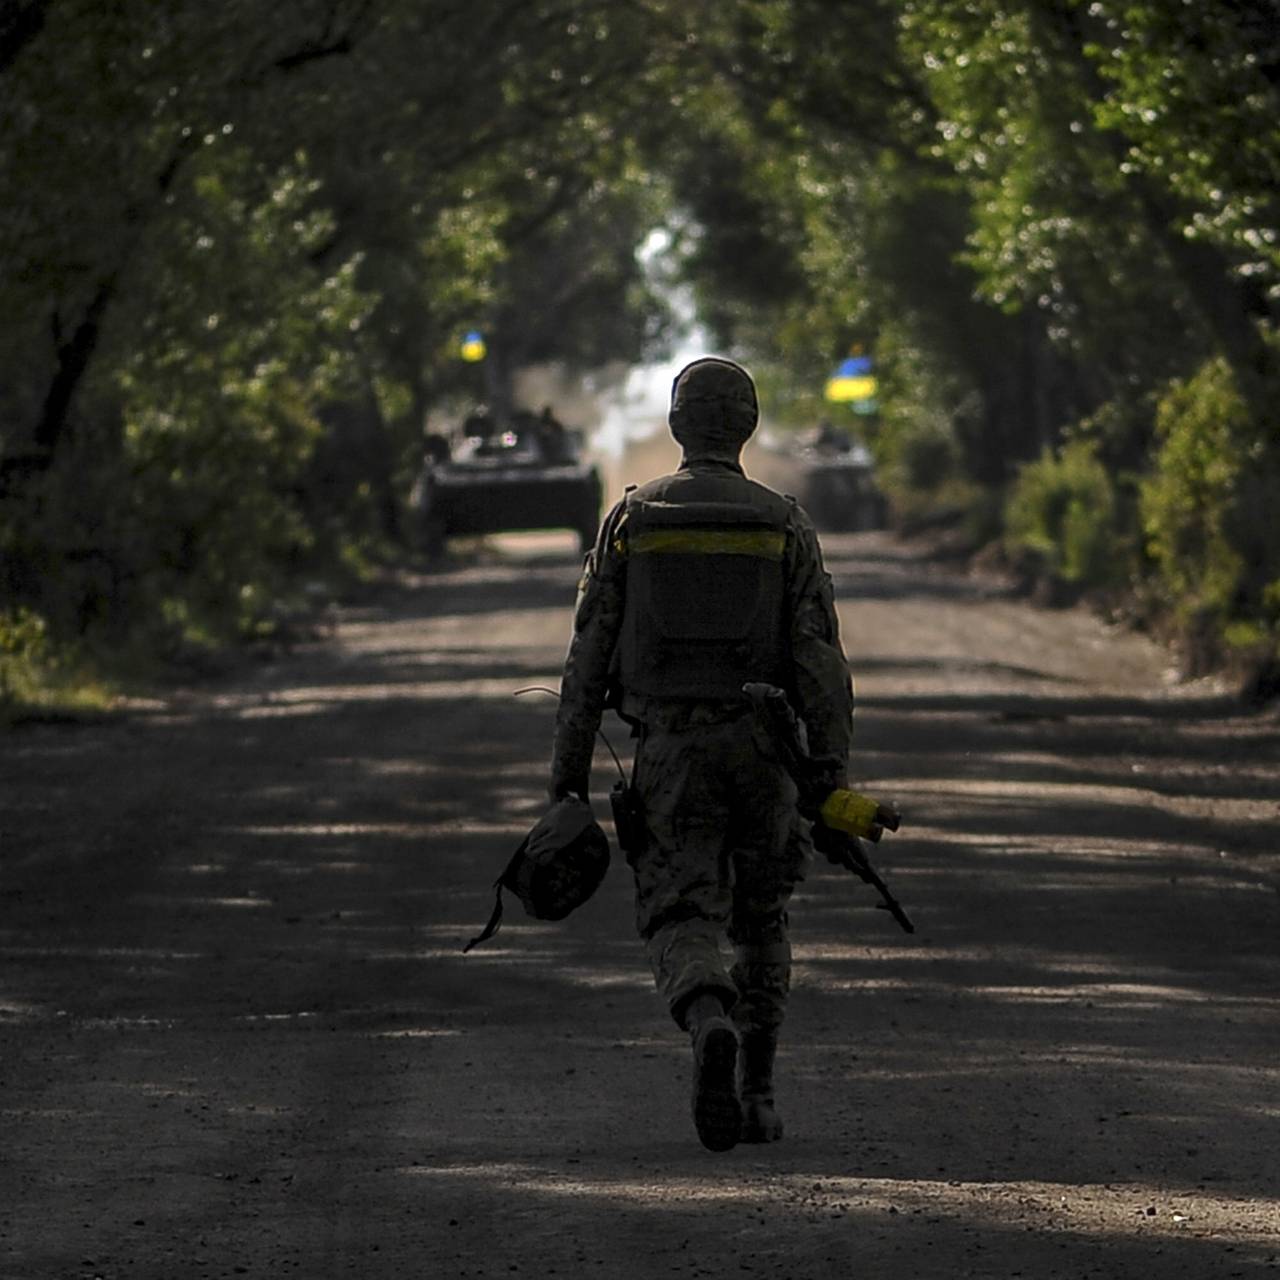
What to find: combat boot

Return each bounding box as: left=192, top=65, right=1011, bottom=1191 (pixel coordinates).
left=739, top=1028, right=783, bottom=1143
left=686, top=994, right=742, bottom=1152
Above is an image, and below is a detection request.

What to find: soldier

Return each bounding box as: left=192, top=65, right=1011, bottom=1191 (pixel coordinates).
left=549, top=356, right=854, bottom=1152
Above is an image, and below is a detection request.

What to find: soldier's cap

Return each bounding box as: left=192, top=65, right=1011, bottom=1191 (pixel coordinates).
left=669, top=356, right=759, bottom=450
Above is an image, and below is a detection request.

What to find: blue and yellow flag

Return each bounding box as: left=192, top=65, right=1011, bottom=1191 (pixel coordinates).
left=460, top=330, right=487, bottom=362
left=824, top=354, right=877, bottom=404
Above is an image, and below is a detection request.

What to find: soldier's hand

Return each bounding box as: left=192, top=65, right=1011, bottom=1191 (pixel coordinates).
left=812, top=821, right=860, bottom=866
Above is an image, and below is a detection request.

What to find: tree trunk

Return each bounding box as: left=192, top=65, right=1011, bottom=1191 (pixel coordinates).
left=33, top=277, right=117, bottom=455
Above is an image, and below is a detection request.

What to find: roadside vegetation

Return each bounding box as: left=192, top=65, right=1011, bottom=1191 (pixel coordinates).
left=3, top=0, right=1278, bottom=716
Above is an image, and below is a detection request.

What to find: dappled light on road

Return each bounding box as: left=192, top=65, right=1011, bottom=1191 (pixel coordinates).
left=2, top=531, right=1276, bottom=1277
left=399, top=1157, right=1280, bottom=1249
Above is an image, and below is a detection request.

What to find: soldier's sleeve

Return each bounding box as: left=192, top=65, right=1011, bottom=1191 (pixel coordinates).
left=784, top=505, right=854, bottom=790
left=549, top=499, right=628, bottom=797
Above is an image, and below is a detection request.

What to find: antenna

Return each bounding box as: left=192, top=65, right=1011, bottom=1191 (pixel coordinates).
left=513, top=685, right=627, bottom=784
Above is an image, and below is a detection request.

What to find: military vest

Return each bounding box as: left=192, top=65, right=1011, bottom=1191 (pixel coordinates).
left=616, top=468, right=791, bottom=701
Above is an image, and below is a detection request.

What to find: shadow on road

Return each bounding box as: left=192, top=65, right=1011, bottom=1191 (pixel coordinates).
left=2, top=532, right=1277, bottom=1277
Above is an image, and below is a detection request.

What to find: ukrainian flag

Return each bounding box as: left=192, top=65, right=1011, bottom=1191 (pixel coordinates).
left=460, top=330, right=487, bottom=362
left=824, top=355, right=875, bottom=404
left=824, top=354, right=877, bottom=403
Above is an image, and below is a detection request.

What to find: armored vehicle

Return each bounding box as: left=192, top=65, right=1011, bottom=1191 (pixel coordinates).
left=411, top=408, right=603, bottom=558
left=756, top=423, right=888, bottom=532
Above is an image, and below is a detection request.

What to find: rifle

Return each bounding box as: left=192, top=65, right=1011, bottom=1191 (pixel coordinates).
left=743, top=682, right=914, bottom=934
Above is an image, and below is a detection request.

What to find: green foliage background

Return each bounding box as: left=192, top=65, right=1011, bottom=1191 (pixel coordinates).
left=3, top=0, right=1279, bottom=704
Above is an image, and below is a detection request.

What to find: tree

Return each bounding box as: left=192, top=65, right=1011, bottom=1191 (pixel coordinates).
left=0, top=0, right=685, bottom=648
left=4, top=0, right=1278, bottom=674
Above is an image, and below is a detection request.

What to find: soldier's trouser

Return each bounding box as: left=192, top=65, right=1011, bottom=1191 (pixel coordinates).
left=630, top=714, right=808, bottom=1033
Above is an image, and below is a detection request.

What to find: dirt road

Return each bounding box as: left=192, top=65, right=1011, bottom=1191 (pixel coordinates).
left=3, top=529, right=1278, bottom=1279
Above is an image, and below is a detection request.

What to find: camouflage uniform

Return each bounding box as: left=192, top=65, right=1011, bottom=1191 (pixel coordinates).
left=551, top=465, right=852, bottom=1033
left=549, top=356, right=853, bottom=1148
left=633, top=709, right=808, bottom=1036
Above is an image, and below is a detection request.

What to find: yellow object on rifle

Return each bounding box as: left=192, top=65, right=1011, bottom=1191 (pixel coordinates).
left=818, top=789, right=901, bottom=842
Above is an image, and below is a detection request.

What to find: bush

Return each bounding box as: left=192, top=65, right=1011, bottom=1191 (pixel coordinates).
left=0, top=608, right=48, bottom=708
left=1004, top=438, right=1127, bottom=587
left=872, top=401, right=979, bottom=532
left=1139, top=357, right=1280, bottom=639
left=892, top=412, right=959, bottom=493
left=0, top=606, right=112, bottom=719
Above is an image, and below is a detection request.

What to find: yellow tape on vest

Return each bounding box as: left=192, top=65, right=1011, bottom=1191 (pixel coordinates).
left=629, top=529, right=785, bottom=559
